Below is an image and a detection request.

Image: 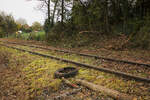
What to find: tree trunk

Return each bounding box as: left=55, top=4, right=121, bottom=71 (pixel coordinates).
left=141, top=0, right=145, bottom=19
left=48, top=0, right=51, bottom=24
left=61, top=0, right=64, bottom=26
left=45, top=0, right=50, bottom=38
left=51, top=0, right=58, bottom=27
left=123, top=1, right=128, bottom=33
left=56, top=9, right=61, bottom=22
left=76, top=79, right=137, bottom=100
left=105, top=0, right=109, bottom=33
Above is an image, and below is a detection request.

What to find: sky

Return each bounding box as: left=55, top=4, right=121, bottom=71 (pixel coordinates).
left=0, top=0, right=45, bottom=26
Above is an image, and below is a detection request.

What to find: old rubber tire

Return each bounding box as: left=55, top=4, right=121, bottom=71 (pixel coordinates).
left=54, top=67, right=78, bottom=78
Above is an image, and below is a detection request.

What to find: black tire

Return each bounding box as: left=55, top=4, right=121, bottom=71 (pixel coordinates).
left=54, top=67, right=78, bottom=78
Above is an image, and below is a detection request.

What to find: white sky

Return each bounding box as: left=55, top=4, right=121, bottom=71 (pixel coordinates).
left=0, top=0, right=45, bottom=26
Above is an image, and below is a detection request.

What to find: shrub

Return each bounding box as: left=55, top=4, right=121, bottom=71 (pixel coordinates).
left=130, top=17, right=150, bottom=49
left=28, top=31, right=45, bottom=41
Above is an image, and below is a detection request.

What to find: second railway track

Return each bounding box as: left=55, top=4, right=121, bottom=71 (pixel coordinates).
left=1, top=40, right=150, bottom=68
left=0, top=42, right=150, bottom=83
left=1, top=41, right=150, bottom=79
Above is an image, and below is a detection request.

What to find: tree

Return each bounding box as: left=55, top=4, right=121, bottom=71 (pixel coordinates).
left=0, top=15, right=4, bottom=37
left=31, top=0, right=150, bottom=36
left=0, top=12, right=17, bottom=37
left=51, top=0, right=59, bottom=27
left=35, top=0, right=51, bottom=36
left=16, top=18, right=27, bottom=25
left=20, top=24, right=32, bottom=33
left=16, top=23, right=22, bottom=31
left=61, top=0, right=64, bottom=25
left=32, top=21, right=43, bottom=31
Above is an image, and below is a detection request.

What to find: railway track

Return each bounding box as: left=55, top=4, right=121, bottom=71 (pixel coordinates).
left=1, top=41, right=150, bottom=68
left=0, top=43, right=150, bottom=83
left=1, top=41, right=150, bottom=78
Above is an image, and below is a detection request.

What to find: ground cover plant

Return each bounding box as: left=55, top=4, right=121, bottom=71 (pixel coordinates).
left=0, top=45, right=150, bottom=100
left=0, top=46, right=63, bottom=99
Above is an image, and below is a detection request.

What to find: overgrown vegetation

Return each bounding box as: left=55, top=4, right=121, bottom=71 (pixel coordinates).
left=0, top=11, right=17, bottom=37
left=2, top=0, right=150, bottom=49
left=0, top=46, right=63, bottom=99
left=8, top=31, right=45, bottom=41
left=0, top=46, right=149, bottom=99
left=0, top=11, right=43, bottom=38
left=36, top=0, right=150, bottom=49
left=14, top=44, right=150, bottom=78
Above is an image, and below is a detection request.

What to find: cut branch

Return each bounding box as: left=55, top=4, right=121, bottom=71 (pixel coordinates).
left=76, top=79, right=137, bottom=100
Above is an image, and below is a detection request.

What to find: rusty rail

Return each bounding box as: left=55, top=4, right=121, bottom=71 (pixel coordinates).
left=1, top=41, right=150, bottom=68
left=0, top=44, right=150, bottom=83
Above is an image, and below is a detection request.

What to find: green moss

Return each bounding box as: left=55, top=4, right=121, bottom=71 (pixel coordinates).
left=0, top=46, right=65, bottom=99
left=0, top=46, right=150, bottom=100
left=22, top=58, right=67, bottom=95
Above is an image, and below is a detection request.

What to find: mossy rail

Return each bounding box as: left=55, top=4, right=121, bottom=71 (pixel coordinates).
left=0, top=43, right=150, bottom=83
left=2, top=41, right=150, bottom=68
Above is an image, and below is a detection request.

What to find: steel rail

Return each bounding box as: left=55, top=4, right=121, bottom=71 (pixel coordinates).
left=2, top=41, right=150, bottom=68
left=0, top=44, right=150, bottom=83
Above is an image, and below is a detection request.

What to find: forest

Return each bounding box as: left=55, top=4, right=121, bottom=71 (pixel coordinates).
left=42, top=0, right=150, bottom=49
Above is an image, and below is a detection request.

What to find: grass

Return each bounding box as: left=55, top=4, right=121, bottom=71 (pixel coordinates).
left=0, top=44, right=150, bottom=100
left=14, top=44, right=150, bottom=78
left=20, top=33, right=30, bottom=40
left=0, top=46, right=62, bottom=99
left=29, top=31, right=45, bottom=41
left=8, top=31, right=46, bottom=41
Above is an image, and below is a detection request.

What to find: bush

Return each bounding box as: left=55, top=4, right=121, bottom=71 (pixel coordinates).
left=28, top=31, right=45, bottom=41
left=45, top=22, right=77, bottom=46
left=0, top=27, right=4, bottom=38
left=9, top=31, right=46, bottom=41
left=130, top=17, right=150, bottom=49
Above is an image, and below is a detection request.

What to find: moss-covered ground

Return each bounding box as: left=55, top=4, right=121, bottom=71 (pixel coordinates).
left=7, top=43, right=150, bottom=78
left=0, top=46, right=150, bottom=100
left=0, top=46, right=64, bottom=99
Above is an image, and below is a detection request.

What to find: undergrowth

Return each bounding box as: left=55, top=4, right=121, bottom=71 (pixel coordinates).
left=8, top=31, right=45, bottom=41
